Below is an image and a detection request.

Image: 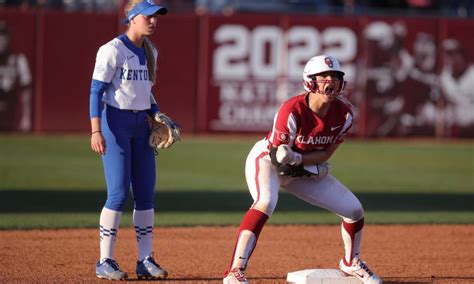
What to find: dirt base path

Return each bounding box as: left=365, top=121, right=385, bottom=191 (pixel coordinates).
left=1, top=225, right=473, bottom=283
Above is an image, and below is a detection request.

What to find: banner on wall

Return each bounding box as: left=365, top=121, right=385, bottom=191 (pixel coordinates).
left=204, top=15, right=474, bottom=137
left=205, top=15, right=359, bottom=133
left=1, top=10, right=472, bottom=137
left=439, top=19, right=474, bottom=137
left=359, top=18, right=441, bottom=137
left=0, top=10, right=35, bottom=133
left=359, top=18, right=474, bottom=138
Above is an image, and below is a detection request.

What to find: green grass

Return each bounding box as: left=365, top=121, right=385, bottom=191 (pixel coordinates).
left=0, top=135, right=473, bottom=229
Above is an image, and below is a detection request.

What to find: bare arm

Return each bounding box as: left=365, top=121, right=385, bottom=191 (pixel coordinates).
left=90, top=117, right=105, bottom=155
left=302, top=143, right=340, bottom=165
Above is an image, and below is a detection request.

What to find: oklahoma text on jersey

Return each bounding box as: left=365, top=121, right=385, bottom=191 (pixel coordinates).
left=296, top=134, right=335, bottom=145
left=267, top=93, right=353, bottom=152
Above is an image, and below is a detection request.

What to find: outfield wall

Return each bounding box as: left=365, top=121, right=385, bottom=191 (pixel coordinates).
left=1, top=9, right=472, bottom=137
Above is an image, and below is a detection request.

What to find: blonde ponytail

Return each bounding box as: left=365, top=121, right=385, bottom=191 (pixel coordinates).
left=124, top=0, right=140, bottom=17
left=143, top=38, right=157, bottom=84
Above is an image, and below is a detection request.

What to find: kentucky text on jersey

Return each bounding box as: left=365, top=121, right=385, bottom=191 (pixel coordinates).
left=119, top=68, right=148, bottom=81
left=296, top=135, right=335, bottom=145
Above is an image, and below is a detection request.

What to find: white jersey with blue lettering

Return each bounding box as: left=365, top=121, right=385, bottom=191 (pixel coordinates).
left=92, top=35, right=157, bottom=110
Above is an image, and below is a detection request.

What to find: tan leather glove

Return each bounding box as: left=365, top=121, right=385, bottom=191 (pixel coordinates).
left=149, top=112, right=181, bottom=150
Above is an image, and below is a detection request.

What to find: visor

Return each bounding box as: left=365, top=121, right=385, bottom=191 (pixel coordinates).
left=123, top=0, right=167, bottom=24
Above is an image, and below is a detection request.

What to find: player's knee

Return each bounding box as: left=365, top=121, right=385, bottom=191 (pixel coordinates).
left=252, top=197, right=277, bottom=216
left=105, top=192, right=129, bottom=211
left=351, top=206, right=364, bottom=221
left=345, top=195, right=365, bottom=221
left=133, top=190, right=154, bottom=210
left=342, top=207, right=364, bottom=223
left=135, top=200, right=154, bottom=210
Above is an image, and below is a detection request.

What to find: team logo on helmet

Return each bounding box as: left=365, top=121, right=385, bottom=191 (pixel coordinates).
left=324, top=57, right=334, bottom=68
left=147, top=0, right=155, bottom=4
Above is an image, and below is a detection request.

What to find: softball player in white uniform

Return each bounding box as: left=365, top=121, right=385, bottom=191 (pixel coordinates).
left=223, top=55, right=382, bottom=284
left=89, top=0, right=176, bottom=280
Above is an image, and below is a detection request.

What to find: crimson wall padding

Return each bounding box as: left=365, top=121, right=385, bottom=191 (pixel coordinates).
left=1, top=9, right=472, bottom=137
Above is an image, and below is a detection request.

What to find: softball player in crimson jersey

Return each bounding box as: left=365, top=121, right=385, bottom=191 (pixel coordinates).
left=89, top=0, right=178, bottom=281
left=223, top=55, right=382, bottom=284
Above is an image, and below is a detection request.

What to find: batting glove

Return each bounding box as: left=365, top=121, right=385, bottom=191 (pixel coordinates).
left=276, top=144, right=302, bottom=166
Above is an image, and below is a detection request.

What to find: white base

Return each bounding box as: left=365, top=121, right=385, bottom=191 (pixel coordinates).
left=287, top=269, right=362, bottom=284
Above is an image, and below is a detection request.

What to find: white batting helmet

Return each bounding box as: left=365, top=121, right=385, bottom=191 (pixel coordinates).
left=303, top=55, right=345, bottom=93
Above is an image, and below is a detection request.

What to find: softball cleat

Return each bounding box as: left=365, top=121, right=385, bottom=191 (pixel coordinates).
left=95, top=258, right=128, bottom=281
left=339, top=257, right=382, bottom=284
left=136, top=253, right=168, bottom=280
left=223, top=268, right=249, bottom=284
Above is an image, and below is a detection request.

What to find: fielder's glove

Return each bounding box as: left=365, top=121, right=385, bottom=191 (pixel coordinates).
left=276, top=163, right=313, bottom=177
left=149, top=112, right=181, bottom=150
left=306, top=162, right=330, bottom=181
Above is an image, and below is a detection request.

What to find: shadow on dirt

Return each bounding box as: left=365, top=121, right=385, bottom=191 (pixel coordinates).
left=1, top=190, right=473, bottom=213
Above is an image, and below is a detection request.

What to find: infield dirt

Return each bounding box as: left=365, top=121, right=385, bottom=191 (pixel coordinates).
left=1, top=225, right=473, bottom=283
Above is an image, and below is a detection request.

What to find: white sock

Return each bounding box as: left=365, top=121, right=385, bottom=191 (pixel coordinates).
left=133, top=209, right=154, bottom=261
left=232, top=230, right=256, bottom=271
left=99, top=207, right=122, bottom=261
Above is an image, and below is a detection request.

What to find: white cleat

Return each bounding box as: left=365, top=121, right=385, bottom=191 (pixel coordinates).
left=339, top=257, right=382, bottom=284
left=223, top=268, right=249, bottom=284
left=95, top=258, right=128, bottom=281
left=136, top=253, right=168, bottom=280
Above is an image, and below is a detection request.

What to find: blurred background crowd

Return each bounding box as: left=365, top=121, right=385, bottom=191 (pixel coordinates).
left=0, top=0, right=473, bottom=17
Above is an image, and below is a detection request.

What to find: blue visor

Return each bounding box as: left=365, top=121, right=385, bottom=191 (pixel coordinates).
left=124, top=0, right=167, bottom=24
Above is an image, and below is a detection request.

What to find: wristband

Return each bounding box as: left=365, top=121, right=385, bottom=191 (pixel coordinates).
left=92, top=130, right=101, bottom=134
